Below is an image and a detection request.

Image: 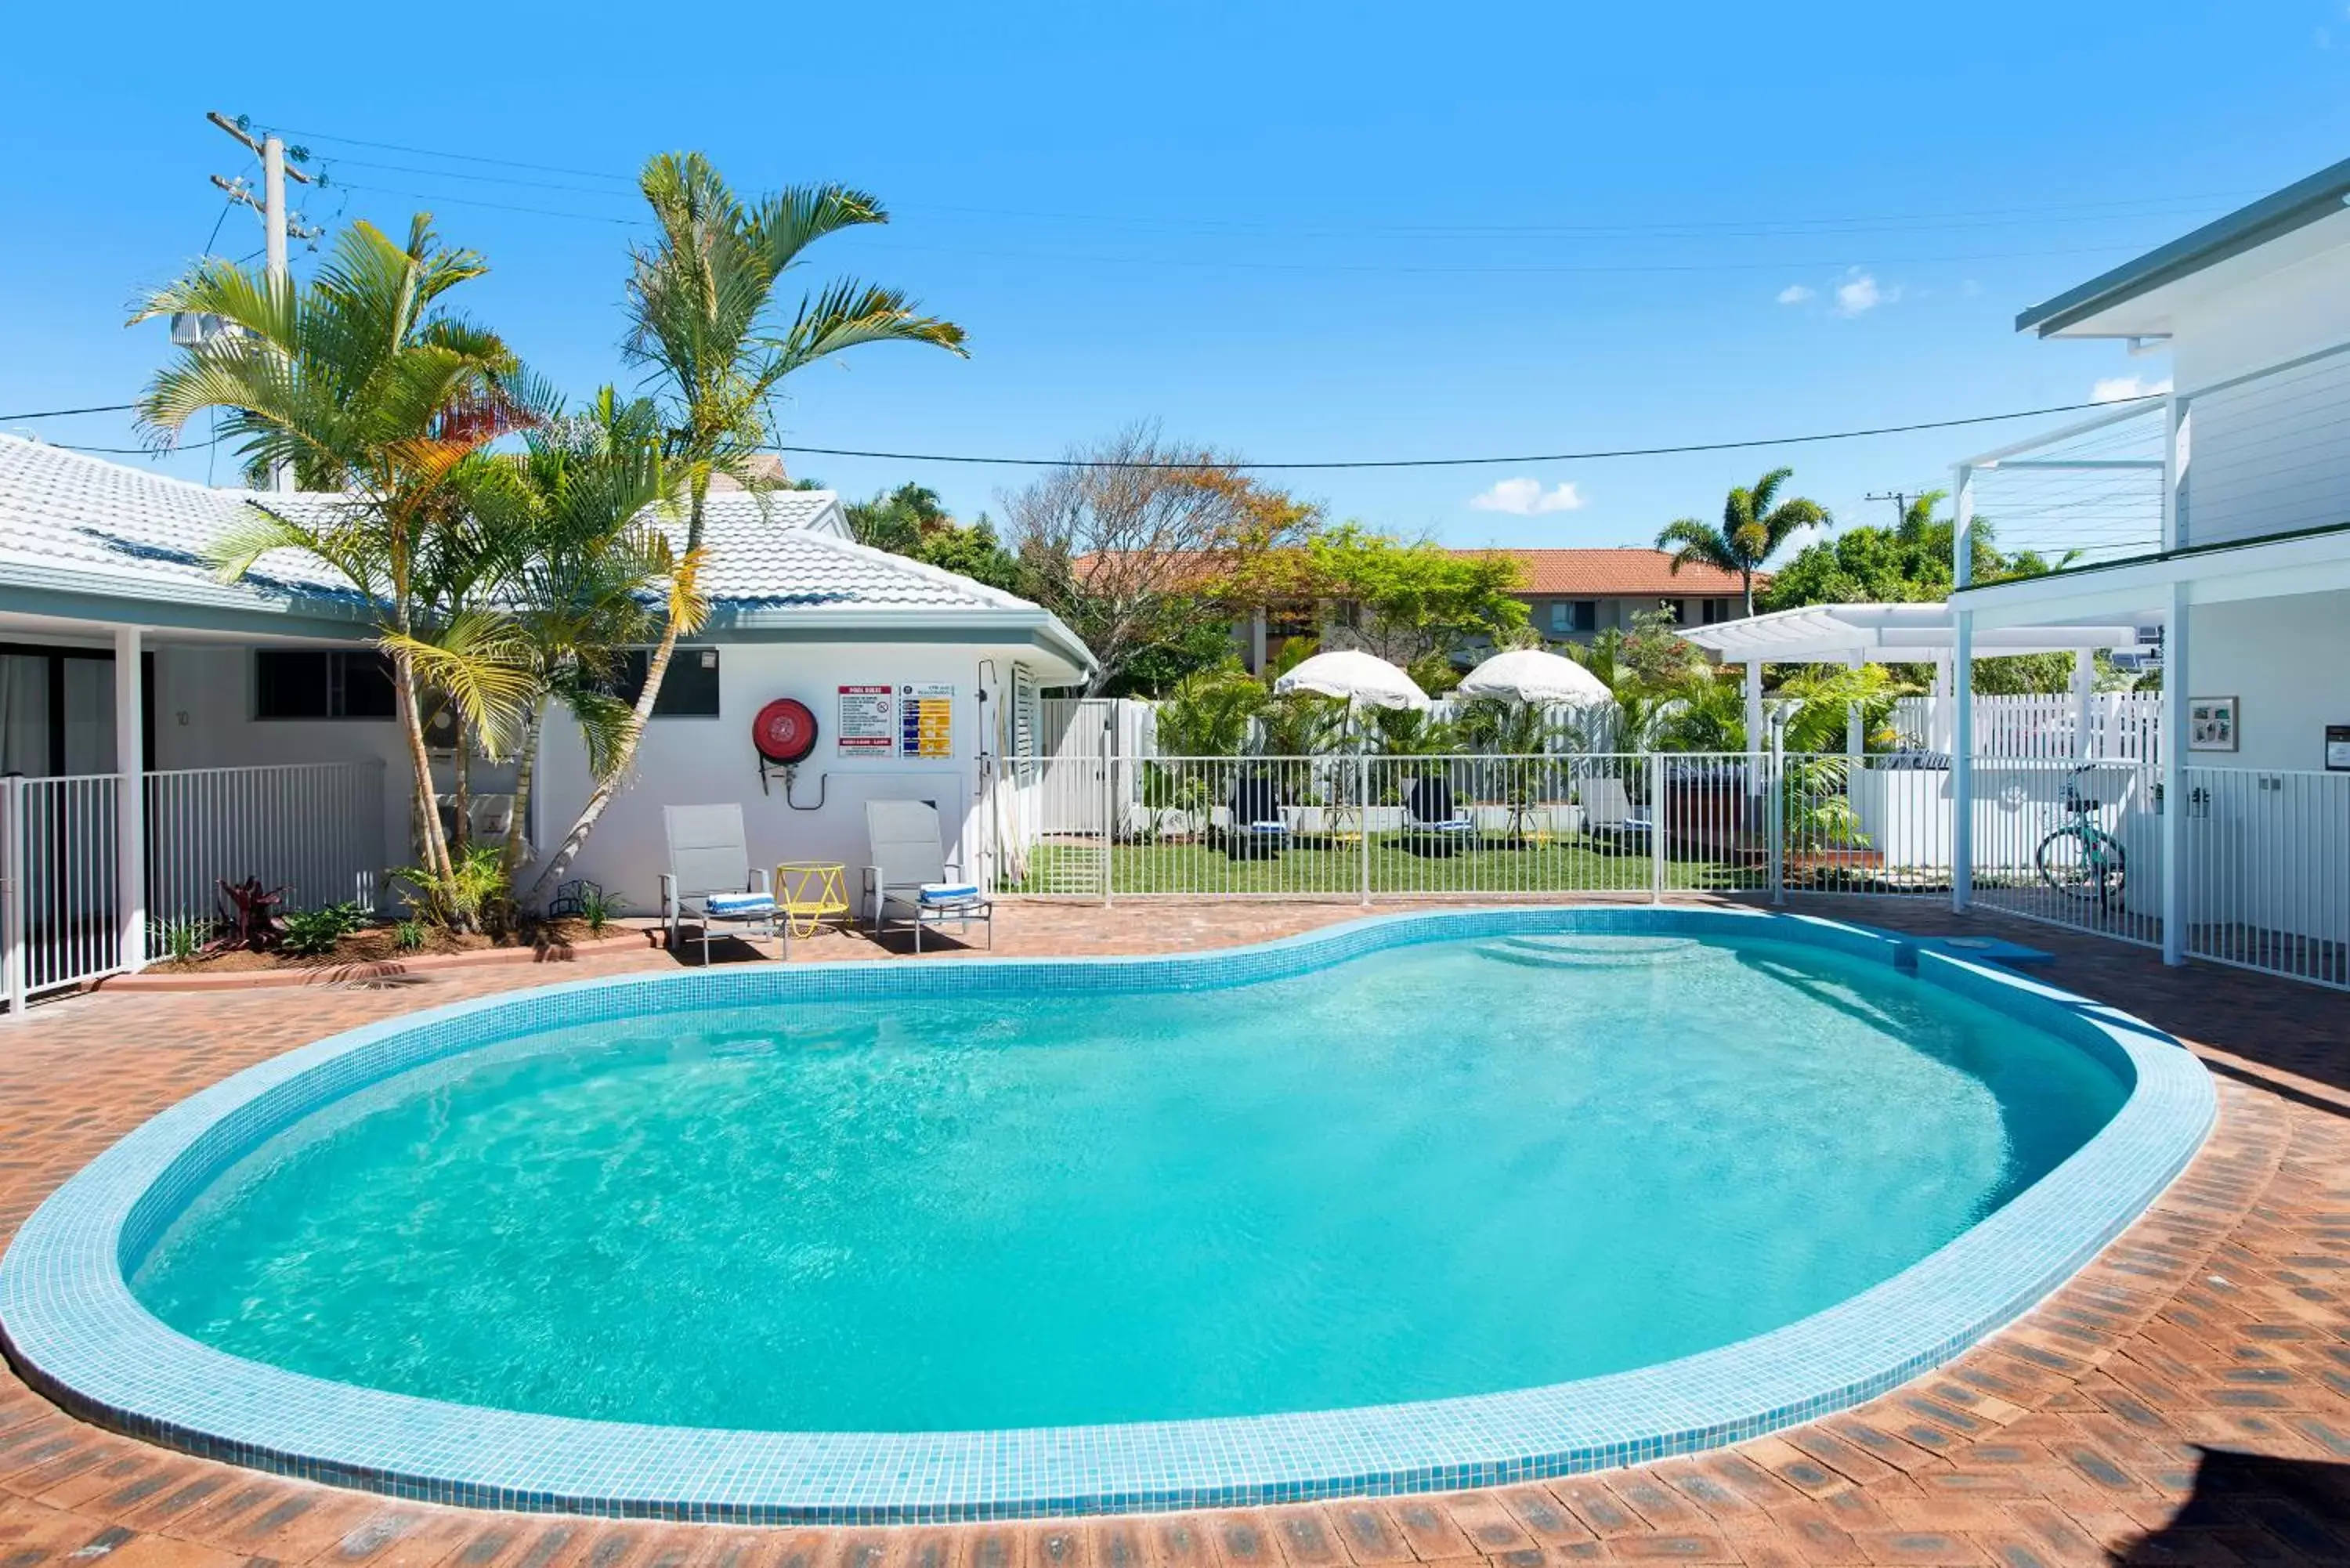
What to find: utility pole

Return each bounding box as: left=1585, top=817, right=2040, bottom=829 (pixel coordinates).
left=1864, top=490, right=1914, bottom=529
left=207, top=113, right=320, bottom=491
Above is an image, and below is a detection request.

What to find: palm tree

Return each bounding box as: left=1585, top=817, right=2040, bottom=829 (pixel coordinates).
left=1656, top=466, right=1830, bottom=616
left=131, top=215, right=537, bottom=909
left=457, top=390, right=703, bottom=887
left=527, top=153, right=967, bottom=901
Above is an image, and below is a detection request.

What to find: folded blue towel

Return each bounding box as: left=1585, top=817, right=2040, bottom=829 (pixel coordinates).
left=920, top=882, right=982, bottom=905
left=705, top=893, right=775, bottom=916
left=1246, top=820, right=1289, bottom=834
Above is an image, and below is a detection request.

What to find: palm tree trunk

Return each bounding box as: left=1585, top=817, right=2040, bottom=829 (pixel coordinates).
left=523, top=483, right=703, bottom=905
left=501, top=699, right=543, bottom=889
left=451, top=730, right=471, bottom=861
left=392, top=650, right=456, bottom=900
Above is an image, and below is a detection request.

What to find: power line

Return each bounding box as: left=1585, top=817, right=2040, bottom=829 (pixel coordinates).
left=0, top=402, right=138, bottom=421
left=764, top=395, right=2160, bottom=471
left=328, top=181, right=639, bottom=226
left=267, top=125, right=634, bottom=186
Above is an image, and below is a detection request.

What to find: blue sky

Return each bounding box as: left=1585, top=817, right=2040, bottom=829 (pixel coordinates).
left=3, top=2, right=2345, bottom=551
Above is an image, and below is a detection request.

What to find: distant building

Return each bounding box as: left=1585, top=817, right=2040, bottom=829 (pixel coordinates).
left=1234, top=547, right=1758, bottom=674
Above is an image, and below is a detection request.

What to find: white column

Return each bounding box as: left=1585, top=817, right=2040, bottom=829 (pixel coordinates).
left=1743, top=659, right=1765, bottom=797
left=1928, top=655, right=1954, bottom=753
left=2162, top=395, right=2188, bottom=552
left=1951, top=612, right=1974, bottom=912
left=1844, top=649, right=1864, bottom=759
left=2160, top=585, right=2188, bottom=966
left=114, top=626, right=146, bottom=971
left=2071, top=647, right=2096, bottom=761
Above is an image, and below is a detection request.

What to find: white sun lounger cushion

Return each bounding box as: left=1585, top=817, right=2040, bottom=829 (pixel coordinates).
left=705, top=892, right=776, bottom=916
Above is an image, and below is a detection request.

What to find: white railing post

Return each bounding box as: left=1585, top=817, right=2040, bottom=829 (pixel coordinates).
left=1100, top=728, right=1115, bottom=908
left=115, top=626, right=146, bottom=970
left=1952, top=609, right=1976, bottom=913
left=2, top=777, right=23, bottom=1019
left=1648, top=752, right=1666, bottom=904
left=1358, top=752, right=1372, bottom=906
left=1767, top=728, right=1786, bottom=905
left=2161, top=581, right=2189, bottom=965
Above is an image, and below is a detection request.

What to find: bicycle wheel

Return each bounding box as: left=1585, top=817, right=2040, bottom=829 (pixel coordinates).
left=2036, top=825, right=2105, bottom=901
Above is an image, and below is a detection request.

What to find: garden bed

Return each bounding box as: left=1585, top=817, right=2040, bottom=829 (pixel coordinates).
left=110, top=919, right=657, bottom=991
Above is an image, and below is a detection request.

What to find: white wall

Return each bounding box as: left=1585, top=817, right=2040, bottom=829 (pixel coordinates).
left=2172, top=242, right=2350, bottom=549
left=151, top=641, right=410, bottom=880
left=2182, top=589, right=2350, bottom=772
left=533, top=640, right=1033, bottom=915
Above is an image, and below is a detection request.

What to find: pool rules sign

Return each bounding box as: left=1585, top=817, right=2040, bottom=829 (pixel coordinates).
left=900, top=682, right=954, bottom=758
left=837, top=685, right=895, bottom=754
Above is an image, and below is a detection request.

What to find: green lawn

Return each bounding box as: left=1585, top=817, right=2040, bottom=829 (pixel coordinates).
left=1003, top=836, right=1753, bottom=896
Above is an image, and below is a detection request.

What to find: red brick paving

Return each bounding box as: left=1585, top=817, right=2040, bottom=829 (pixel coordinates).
left=2, top=894, right=2347, bottom=1566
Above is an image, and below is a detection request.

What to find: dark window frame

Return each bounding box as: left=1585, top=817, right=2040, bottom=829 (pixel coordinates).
left=602, top=645, right=723, bottom=719
left=253, top=649, right=397, bottom=721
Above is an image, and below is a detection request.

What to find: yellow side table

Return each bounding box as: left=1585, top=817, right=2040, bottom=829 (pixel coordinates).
left=774, top=862, right=851, bottom=940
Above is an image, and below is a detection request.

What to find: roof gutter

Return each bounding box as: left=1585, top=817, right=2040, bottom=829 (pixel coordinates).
left=2016, top=157, right=2350, bottom=338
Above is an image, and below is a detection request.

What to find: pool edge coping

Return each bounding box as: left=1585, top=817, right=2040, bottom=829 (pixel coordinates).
left=0, top=905, right=2217, bottom=1523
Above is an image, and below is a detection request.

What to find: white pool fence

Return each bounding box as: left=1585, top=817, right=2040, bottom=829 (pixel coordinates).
left=988, top=746, right=2347, bottom=992
left=2, top=761, right=385, bottom=1010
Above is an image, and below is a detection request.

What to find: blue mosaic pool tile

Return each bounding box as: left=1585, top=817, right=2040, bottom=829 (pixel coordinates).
left=0, top=905, right=2214, bottom=1523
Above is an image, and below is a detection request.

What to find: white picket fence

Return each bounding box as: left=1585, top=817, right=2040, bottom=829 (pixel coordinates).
left=1891, top=692, right=2161, bottom=762
left=1050, top=693, right=2163, bottom=767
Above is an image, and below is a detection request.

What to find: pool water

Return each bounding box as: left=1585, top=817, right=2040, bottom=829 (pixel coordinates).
left=132, top=934, right=2127, bottom=1433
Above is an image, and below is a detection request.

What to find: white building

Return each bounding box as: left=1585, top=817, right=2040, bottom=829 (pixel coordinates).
left=1950, top=157, right=2350, bottom=981
left=0, top=436, right=1090, bottom=995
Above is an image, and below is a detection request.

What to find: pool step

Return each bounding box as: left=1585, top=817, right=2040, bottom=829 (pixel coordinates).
left=1474, top=934, right=1710, bottom=970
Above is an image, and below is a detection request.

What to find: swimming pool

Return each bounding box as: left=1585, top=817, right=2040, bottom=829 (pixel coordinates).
left=0, top=907, right=2213, bottom=1521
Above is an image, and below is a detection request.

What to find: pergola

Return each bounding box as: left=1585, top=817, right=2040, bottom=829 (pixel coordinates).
left=1683, top=602, right=2149, bottom=757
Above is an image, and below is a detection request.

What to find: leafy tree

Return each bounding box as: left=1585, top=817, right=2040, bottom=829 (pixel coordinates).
left=530, top=154, right=966, bottom=901
left=1759, top=492, right=2095, bottom=695
left=1298, top=524, right=1529, bottom=666
left=910, top=512, right=1025, bottom=597
left=1152, top=665, right=1271, bottom=756
left=1005, top=424, right=1321, bottom=695
left=132, top=215, right=537, bottom=916
left=846, top=482, right=949, bottom=554
left=1113, top=616, right=1242, bottom=696
left=1657, top=466, right=1831, bottom=616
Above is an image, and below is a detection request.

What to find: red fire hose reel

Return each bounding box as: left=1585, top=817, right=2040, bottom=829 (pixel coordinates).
left=753, top=698, right=825, bottom=806
left=753, top=698, right=819, bottom=766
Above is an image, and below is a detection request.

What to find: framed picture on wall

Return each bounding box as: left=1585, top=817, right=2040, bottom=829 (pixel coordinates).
left=2187, top=695, right=2239, bottom=752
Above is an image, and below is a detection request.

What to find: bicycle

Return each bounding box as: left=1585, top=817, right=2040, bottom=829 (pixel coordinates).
left=2035, top=763, right=2128, bottom=910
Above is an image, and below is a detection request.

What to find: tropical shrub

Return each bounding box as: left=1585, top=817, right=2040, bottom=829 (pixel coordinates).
left=280, top=901, right=371, bottom=957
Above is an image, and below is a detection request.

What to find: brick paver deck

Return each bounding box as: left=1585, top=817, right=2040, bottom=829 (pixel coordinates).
left=2, top=895, right=2345, bottom=1566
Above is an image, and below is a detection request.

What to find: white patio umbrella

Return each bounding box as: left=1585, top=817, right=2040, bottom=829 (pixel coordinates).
left=1272, top=649, right=1429, bottom=710
left=1455, top=647, right=1611, bottom=705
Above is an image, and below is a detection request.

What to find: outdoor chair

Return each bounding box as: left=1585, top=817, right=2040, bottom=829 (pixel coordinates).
left=864, top=800, right=992, bottom=952
left=1578, top=776, right=1655, bottom=854
left=661, top=804, right=778, bottom=963
left=1402, top=776, right=1479, bottom=858
left=1224, top=774, right=1290, bottom=860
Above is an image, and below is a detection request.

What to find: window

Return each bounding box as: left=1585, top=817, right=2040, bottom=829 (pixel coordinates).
left=1659, top=598, right=1689, bottom=626
left=602, top=646, right=722, bottom=717
left=255, top=649, right=396, bottom=720
left=1703, top=598, right=1731, bottom=625
left=1546, top=601, right=1597, bottom=634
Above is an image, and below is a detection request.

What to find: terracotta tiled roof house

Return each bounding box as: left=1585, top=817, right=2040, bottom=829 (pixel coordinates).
left=1091, top=545, right=1762, bottom=673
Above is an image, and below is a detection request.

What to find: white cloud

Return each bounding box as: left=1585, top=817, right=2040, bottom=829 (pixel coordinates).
left=1776, top=284, right=1813, bottom=305
left=2092, top=374, right=2173, bottom=403
left=1469, top=478, right=1586, bottom=515
left=1835, top=271, right=1885, bottom=316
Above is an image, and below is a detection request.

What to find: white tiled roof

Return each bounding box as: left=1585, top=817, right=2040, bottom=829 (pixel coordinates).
left=0, top=438, right=1035, bottom=619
